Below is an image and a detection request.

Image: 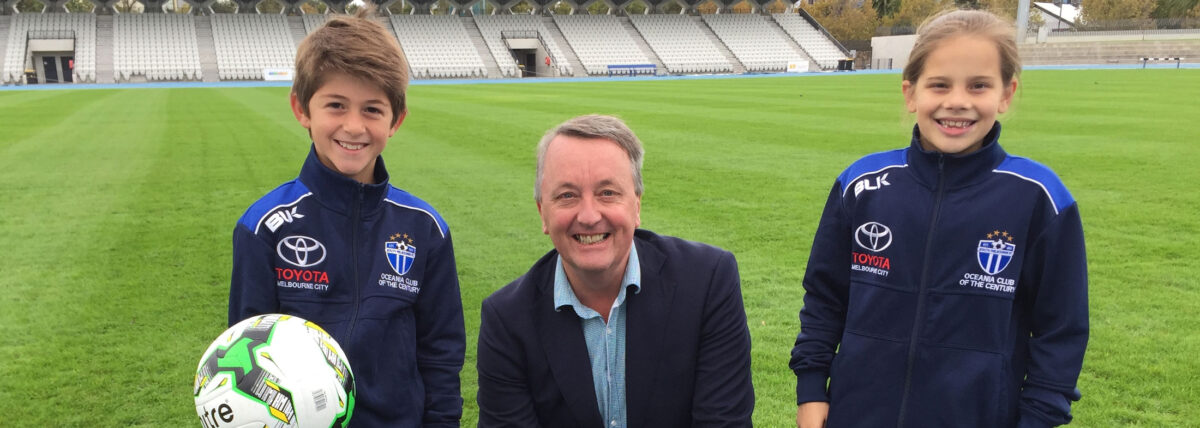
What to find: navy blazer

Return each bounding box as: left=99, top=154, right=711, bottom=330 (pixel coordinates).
left=477, top=229, right=754, bottom=428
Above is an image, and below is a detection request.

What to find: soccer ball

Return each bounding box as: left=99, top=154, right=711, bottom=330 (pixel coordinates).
left=194, top=314, right=355, bottom=428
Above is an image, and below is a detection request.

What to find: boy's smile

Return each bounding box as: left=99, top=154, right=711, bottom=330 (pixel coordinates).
left=291, top=72, right=405, bottom=184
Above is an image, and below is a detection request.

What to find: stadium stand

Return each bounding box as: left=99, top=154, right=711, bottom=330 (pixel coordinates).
left=772, top=13, right=847, bottom=70
left=113, top=14, right=202, bottom=82
left=474, top=14, right=573, bottom=78
left=2, top=13, right=96, bottom=84
left=628, top=14, right=732, bottom=74
left=701, top=13, right=802, bottom=72
left=301, top=13, right=329, bottom=34
left=391, top=15, right=488, bottom=79
left=553, top=15, right=653, bottom=76
left=210, top=14, right=294, bottom=81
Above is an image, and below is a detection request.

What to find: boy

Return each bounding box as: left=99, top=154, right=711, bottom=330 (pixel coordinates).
left=228, top=9, right=465, bottom=427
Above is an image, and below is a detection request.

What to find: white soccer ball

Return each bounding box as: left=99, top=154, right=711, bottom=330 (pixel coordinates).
left=194, top=314, right=355, bottom=428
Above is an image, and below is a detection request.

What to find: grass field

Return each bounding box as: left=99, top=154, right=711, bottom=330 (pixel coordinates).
left=1, top=69, right=1198, bottom=426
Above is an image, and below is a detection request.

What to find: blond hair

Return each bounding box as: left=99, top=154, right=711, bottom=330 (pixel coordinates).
left=292, top=6, right=409, bottom=126
left=903, top=9, right=1021, bottom=85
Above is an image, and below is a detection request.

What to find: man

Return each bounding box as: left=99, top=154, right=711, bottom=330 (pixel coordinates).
left=476, top=114, right=755, bottom=428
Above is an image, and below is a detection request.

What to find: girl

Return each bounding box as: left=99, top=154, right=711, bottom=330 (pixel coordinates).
left=789, top=10, right=1089, bottom=428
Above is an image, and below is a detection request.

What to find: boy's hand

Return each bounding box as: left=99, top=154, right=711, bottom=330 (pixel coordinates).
left=796, top=402, right=829, bottom=428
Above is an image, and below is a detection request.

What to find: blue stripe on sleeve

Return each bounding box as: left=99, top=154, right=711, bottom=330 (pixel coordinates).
left=237, top=180, right=312, bottom=232
left=386, top=187, right=450, bottom=238
left=837, top=149, right=908, bottom=198
left=993, top=156, right=1075, bottom=215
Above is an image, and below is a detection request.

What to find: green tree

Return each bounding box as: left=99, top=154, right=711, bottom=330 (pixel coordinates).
left=551, top=0, right=572, bottom=14
left=304, top=0, right=329, bottom=13
left=660, top=1, right=682, bottom=13
left=625, top=0, right=647, bottom=14
left=800, top=0, right=879, bottom=41
left=258, top=0, right=283, bottom=12
left=511, top=0, right=533, bottom=13
left=1152, top=0, right=1199, bottom=18
left=66, top=0, right=92, bottom=11
left=211, top=0, right=237, bottom=12
left=587, top=1, right=610, bottom=14
left=1081, top=0, right=1155, bottom=28
left=873, top=0, right=900, bottom=18
left=17, top=0, right=45, bottom=12
left=882, top=0, right=953, bottom=29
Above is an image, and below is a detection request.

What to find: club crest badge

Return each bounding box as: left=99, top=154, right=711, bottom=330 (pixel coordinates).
left=385, top=233, right=416, bottom=276
left=977, top=230, right=1016, bottom=275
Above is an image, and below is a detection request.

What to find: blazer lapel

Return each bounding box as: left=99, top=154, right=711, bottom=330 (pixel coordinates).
left=625, top=236, right=674, bottom=427
left=533, top=261, right=604, bottom=428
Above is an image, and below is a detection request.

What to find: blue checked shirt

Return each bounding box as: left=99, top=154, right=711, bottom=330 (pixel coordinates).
left=553, top=245, right=642, bottom=428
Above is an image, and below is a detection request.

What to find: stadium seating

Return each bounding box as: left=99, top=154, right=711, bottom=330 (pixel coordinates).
left=2, top=13, right=96, bottom=84
left=391, top=15, right=488, bottom=79
left=210, top=14, right=294, bottom=81
left=701, top=13, right=800, bottom=72
left=628, top=14, right=731, bottom=74
left=474, top=14, right=572, bottom=78
left=772, top=13, right=846, bottom=70
left=113, top=14, right=202, bottom=82
left=553, top=15, right=652, bottom=76
left=302, top=13, right=329, bottom=34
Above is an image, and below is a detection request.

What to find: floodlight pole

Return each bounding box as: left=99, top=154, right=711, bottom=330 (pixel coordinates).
left=1016, top=0, right=1030, bottom=44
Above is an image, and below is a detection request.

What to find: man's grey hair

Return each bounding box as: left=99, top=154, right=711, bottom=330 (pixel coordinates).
left=534, top=114, right=644, bottom=202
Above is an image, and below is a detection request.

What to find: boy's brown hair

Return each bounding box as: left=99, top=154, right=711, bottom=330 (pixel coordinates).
left=292, top=6, right=409, bottom=126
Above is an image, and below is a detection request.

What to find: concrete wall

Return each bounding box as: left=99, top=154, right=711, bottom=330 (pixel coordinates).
left=870, top=34, right=916, bottom=70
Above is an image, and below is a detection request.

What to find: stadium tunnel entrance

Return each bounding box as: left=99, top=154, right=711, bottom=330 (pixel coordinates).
left=24, top=31, right=77, bottom=84
left=501, top=31, right=554, bottom=78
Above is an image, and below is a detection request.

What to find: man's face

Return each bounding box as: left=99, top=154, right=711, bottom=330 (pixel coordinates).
left=291, top=72, right=404, bottom=184
left=537, top=135, right=641, bottom=283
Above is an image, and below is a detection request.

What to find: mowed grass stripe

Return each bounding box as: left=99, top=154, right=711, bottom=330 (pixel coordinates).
left=0, top=70, right=1196, bottom=425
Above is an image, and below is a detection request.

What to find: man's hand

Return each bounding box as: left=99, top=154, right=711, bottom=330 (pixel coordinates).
left=796, top=402, right=830, bottom=428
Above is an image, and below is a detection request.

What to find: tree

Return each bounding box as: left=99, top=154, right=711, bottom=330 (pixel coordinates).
left=587, top=1, right=610, bottom=14
left=873, top=0, right=899, bottom=18
left=624, top=0, right=647, bottom=13
left=799, top=0, right=879, bottom=41
left=1152, top=0, right=1199, bottom=18
left=1081, top=0, right=1155, bottom=28
left=765, top=0, right=790, bottom=12
left=305, top=0, right=329, bottom=13
left=66, top=0, right=92, bottom=11
left=258, top=0, right=283, bottom=12
left=211, top=0, right=237, bottom=12
left=17, top=0, right=44, bottom=12
left=881, top=0, right=953, bottom=29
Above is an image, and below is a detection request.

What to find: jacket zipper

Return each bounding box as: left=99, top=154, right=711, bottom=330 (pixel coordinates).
left=346, top=185, right=364, bottom=341
left=897, top=154, right=945, bottom=427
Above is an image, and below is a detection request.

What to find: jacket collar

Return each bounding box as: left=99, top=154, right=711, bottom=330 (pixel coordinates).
left=905, top=122, right=1008, bottom=189
left=297, top=145, right=391, bottom=216
left=528, top=229, right=669, bottom=428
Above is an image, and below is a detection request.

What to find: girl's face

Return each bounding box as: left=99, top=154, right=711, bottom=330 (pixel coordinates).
left=903, top=35, right=1017, bottom=155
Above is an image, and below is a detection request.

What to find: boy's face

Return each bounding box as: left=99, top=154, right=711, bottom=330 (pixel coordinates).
left=291, top=72, right=405, bottom=184
left=902, top=35, right=1017, bottom=155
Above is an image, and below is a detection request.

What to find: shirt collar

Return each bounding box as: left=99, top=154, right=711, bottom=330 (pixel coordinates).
left=554, top=243, right=642, bottom=313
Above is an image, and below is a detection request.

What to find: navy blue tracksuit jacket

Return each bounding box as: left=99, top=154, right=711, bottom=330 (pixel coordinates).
left=791, top=124, right=1089, bottom=427
left=230, top=147, right=465, bottom=427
